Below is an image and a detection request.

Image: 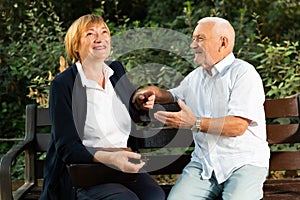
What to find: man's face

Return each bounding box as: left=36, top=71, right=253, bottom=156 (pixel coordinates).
left=190, top=22, right=219, bottom=69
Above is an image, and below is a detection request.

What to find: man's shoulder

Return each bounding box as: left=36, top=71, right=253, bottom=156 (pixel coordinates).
left=229, top=58, right=257, bottom=74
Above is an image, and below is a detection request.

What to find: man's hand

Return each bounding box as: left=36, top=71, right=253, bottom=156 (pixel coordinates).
left=132, top=89, right=155, bottom=110
left=154, top=99, right=196, bottom=129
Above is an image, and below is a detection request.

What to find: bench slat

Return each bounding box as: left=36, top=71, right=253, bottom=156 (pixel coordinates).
left=66, top=163, right=137, bottom=188
left=263, top=179, right=300, bottom=200
left=267, top=124, right=300, bottom=144
left=269, top=151, right=300, bottom=171
left=264, top=96, right=299, bottom=118
left=138, top=128, right=193, bottom=148
left=35, top=133, right=51, bottom=152
left=145, top=154, right=190, bottom=175
left=36, top=108, right=51, bottom=126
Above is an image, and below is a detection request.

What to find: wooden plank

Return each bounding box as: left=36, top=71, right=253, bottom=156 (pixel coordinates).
left=264, top=179, right=300, bottom=200
left=35, top=134, right=51, bottom=152
left=145, top=154, right=191, bottom=175
left=35, top=160, right=45, bottom=179
left=269, top=151, right=300, bottom=171
left=36, top=108, right=51, bottom=126
left=66, top=163, right=138, bottom=188
left=267, top=124, right=300, bottom=144
left=137, top=128, right=193, bottom=148
left=264, top=96, right=299, bottom=118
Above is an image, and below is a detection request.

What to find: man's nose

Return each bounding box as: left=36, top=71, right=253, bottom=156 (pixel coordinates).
left=190, top=40, right=197, bottom=49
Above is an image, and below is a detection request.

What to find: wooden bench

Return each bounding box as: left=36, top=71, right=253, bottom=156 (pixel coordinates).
left=1, top=94, right=300, bottom=200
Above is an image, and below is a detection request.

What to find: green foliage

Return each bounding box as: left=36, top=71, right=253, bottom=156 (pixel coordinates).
left=0, top=0, right=65, bottom=138
left=254, top=39, right=300, bottom=98
left=0, top=0, right=298, bottom=133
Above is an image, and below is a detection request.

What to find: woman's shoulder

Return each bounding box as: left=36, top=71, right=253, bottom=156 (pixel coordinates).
left=106, top=61, right=125, bottom=74
left=52, top=64, right=78, bottom=83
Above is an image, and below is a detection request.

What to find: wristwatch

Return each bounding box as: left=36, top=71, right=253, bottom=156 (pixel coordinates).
left=191, top=117, right=201, bottom=132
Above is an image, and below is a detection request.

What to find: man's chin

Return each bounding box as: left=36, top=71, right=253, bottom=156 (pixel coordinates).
left=193, top=58, right=201, bottom=65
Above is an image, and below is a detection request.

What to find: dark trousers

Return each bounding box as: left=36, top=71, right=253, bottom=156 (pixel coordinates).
left=76, top=172, right=165, bottom=200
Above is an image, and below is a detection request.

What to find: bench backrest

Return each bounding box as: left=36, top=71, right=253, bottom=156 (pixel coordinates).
left=137, top=94, right=300, bottom=175
left=24, top=105, right=51, bottom=183
left=264, top=95, right=300, bottom=171
left=27, top=94, right=300, bottom=183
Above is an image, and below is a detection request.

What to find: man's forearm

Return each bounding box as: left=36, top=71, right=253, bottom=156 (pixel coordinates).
left=145, top=86, right=174, bottom=104
left=200, top=116, right=250, bottom=136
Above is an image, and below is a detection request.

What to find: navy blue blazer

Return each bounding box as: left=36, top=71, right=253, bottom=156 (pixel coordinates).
left=40, top=61, right=145, bottom=200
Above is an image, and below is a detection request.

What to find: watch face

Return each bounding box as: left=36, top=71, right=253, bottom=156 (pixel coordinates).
left=191, top=125, right=198, bottom=132
left=191, top=118, right=201, bottom=132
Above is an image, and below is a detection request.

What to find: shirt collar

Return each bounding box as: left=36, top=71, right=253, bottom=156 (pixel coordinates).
left=75, top=61, right=114, bottom=88
left=212, top=53, right=235, bottom=76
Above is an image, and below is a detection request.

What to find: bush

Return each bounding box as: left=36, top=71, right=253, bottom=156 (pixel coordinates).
left=255, top=40, right=300, bottom=98
left=0, top=0, right=65, bottom=138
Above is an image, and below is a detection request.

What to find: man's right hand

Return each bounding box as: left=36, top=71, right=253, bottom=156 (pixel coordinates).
left=132, top=88, right=155, bottom=110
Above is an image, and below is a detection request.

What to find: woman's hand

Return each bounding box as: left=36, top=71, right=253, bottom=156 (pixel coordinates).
left=94, top=150, right=145, bottom=173
left=112, top=151, right=145, bottom=173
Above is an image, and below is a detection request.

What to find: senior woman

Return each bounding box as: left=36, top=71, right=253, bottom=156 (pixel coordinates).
left=40, top=14, right=164, bottom=200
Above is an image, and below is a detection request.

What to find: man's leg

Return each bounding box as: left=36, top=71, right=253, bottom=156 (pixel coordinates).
left=167, top=161, right=222, bottom=200
left=222, top=165, right=268, bottom=200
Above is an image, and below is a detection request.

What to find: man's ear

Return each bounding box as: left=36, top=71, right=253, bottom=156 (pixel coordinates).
left=219, top=36, right=228, bottom=51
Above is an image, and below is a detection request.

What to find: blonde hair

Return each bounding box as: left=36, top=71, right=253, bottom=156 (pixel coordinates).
left=65, top=14, right=110, bottom=63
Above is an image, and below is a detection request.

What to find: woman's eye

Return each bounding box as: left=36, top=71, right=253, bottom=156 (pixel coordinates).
left=86, top=32, right=94, bottom=37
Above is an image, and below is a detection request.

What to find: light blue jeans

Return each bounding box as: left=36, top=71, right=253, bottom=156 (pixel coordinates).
left=167, top=161, right=268, bottom=200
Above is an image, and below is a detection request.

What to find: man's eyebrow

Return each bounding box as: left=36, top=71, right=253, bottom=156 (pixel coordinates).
left=194, top=34, right=204, bottom=37
left=192, top=34, right=206, bottom=39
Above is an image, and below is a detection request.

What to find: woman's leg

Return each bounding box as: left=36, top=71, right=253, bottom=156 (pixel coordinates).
left=76, top=183, right=139, bottom=200
left=124, top=172, right=166, bottom=200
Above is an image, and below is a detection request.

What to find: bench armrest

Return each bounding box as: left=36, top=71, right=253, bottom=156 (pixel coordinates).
left=0, top=139, right=34, bottom=200
left=66, top=163, right=138, bottom=188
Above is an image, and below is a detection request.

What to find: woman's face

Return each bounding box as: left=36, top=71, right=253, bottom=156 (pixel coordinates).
left=78, top=23, right=111, bottom=63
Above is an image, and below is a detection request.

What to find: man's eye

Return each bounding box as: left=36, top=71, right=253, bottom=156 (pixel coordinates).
left=194, top=36, right=204, bottom=41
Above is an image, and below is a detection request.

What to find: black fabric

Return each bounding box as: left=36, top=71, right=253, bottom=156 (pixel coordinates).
left=76, top=172, right=165, bottom=200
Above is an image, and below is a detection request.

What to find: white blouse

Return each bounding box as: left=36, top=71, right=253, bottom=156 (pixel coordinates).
left=76, top=62, right=131, bottom=148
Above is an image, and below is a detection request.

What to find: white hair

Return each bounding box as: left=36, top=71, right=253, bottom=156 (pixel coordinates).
left=198, top=17, right=235, bottom=49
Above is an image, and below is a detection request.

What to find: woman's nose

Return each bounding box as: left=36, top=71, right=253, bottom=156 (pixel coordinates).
left=94, top=33, right=101, bottom=42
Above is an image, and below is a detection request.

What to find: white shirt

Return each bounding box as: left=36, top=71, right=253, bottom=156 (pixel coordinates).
left=76, top=62, right=131, bottom=148
left=169, top=53, right=270, bottom=183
